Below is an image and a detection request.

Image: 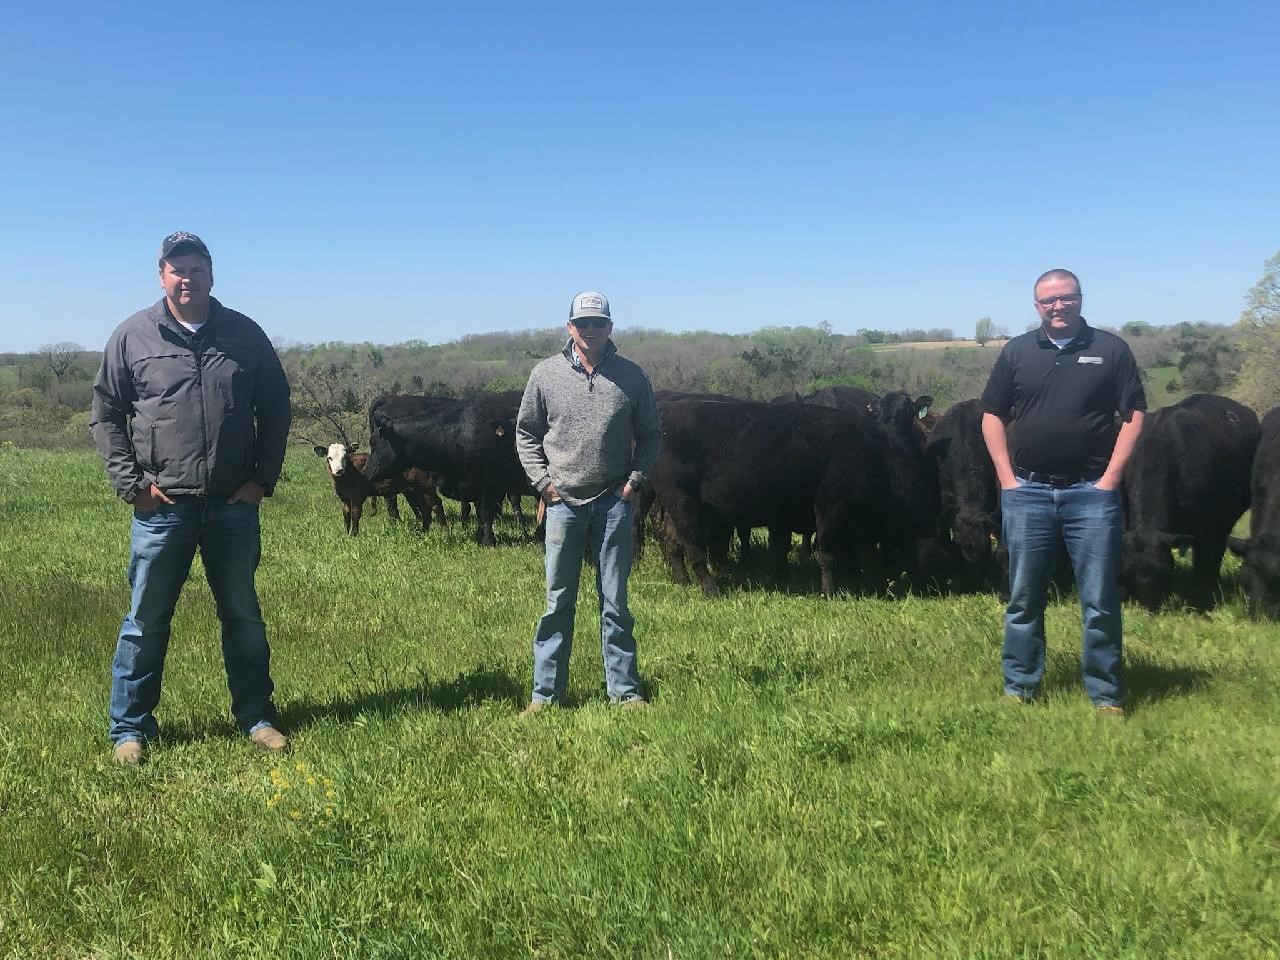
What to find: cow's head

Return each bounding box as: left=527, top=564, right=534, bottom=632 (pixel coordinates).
left=1230, top=533, right=1280, bottom=620
left=314, top=442, right=358, bottom=477
left=363, top=423, right=404, bottom=483
left=953, top=511, right=998, bottom=565
left=1121, top=529, right=1194, bottom=611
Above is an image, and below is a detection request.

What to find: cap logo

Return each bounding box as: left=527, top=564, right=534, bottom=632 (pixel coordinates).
left=578, top=296, right=603, bottom=310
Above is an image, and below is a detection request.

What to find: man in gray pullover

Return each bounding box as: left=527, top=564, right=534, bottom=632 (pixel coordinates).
left=516, top=291, right=662, bottom=712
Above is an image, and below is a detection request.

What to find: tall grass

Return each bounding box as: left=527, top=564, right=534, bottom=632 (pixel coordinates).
left=0, top=447, right=1276, bottom=959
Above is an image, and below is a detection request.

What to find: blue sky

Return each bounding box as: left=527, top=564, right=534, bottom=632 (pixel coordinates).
left=1, top=1, right=1276, bottom=353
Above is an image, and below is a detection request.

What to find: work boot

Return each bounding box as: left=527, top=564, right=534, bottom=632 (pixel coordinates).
left=620, top=697, right=650, bottom=711
left=113, top=741, right=144, bottom=765
left=1095, top=704, right=1126, bottom=719
left=520, top=701, right=550, bottom=718
left=249, top=725, right=289, bottom=752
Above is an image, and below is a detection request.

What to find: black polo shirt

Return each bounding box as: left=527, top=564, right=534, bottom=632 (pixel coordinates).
left=980, top=319, right=1146, bottom=477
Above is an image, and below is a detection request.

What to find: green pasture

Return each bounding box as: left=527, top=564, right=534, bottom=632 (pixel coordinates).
left=0, top=447, right=1277, bottom=959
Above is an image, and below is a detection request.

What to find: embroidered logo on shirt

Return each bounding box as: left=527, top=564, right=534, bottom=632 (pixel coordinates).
left=1077, top=356, right=1104, bottom=364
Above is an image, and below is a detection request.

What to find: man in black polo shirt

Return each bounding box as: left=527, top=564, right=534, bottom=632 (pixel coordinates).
left=980, top=269, right=1146, bottom=715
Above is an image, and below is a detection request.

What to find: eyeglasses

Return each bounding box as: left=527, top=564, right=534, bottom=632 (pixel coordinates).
left=571, top=317, right=610, bottom=329
left=1036, top=295, right=1082, bottom=307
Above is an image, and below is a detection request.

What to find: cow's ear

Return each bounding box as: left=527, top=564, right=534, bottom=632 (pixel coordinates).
left=1227, top=536, right=1251, bottom=557
left=350, top=442, right=360, bottom=452
left=313, top=446, right=326, bottom=456
left=915, top=396, right=934, bottom=418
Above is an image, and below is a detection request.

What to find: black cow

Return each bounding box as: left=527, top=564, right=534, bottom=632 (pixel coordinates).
left=365, top=393, right=532, bottom=546
left=1228, top=405, right=1280, bottom=619
left=650, top=395, right=936, bottom=596
left=369, top=392, right=533, bottom=536
left=797, top=385, right=882, bottom=418
left=1121, top=393, right=1260, bottom=610
left=924, top=399, right=1003, bottom=588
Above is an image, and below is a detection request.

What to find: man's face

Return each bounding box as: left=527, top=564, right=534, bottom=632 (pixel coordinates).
left=159, top=253, right=213, bottom=309
left=567, top=316, right=612, bottom=355
left=1034, top=276, right=1082, bottom=335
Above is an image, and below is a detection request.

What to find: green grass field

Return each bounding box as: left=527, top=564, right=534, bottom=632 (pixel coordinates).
left=1, top=448, right=1277, bottom=959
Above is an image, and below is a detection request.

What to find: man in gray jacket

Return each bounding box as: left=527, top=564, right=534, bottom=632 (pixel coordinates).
left=90, top=232, right=292, bottom=763
left=516, top=291, right=662, bottom=712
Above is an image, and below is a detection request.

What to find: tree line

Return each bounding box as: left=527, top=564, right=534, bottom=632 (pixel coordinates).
left=3, top=251, right=1277, bottom=451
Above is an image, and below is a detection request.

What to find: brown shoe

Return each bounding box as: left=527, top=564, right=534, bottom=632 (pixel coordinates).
left=1095, top=704, right=1126, bottom=718
left=1000, top=693, right=1028, bottom=705
left=620, top=697, right=650, bottom=711
left=520, top=701, right=550, bottom=718
left=249, top=725, right=289, bottom=752
left=112, top=741, right=144, bottom=765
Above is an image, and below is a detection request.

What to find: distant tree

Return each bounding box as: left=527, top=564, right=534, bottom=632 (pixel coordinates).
left=1166, top=323, right=1241, bottom=395
left=1121, top=320, right=1154, bottom=338
left=38, top=341, right=84, bottom=383
left=288, top=360, right=379, bottom=448
left=1234, top=251, right=1280, bottom=413
left=974, top=317, right=995, bottom=345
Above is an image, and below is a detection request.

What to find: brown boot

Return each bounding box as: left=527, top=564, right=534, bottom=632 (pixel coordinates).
left=112, top=741, right=144, bottom=765
left=249, top=725, right=289, bottom=752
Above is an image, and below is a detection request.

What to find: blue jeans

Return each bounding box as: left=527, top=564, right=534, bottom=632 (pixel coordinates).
left=531, top=491, right=643, bottom=704
left=110, top=497, right=277, bottom=744
left=1000, top=478, right=1124, bottom=707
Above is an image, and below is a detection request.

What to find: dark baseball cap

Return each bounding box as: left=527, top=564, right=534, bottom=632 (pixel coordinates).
left=159, top=231, right=212, bottom=264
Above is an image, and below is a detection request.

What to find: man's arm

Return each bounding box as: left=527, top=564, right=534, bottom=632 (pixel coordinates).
left=627, top=375, right=662, bottom=489
left=89, top=331, right=148, bottom=502
left=515, top=374, right=553, bottom=496
left=1096, top=410, right=1144, bottom=491
left=246, top=329, right=292, bottom=499
left=981, top=412, right=1018, bottom=491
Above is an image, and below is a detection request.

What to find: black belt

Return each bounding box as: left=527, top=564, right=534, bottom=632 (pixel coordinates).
left=1014, top=466, right=1098, bottom=488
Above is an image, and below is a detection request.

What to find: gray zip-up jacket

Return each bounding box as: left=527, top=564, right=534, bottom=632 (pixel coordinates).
left=89, top=297, right=291, bottom=502
left=516, top=339, right=662, bottom=506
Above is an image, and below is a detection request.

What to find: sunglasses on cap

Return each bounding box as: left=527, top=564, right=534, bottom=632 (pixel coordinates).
left=571, top=317, right=610, bottom=330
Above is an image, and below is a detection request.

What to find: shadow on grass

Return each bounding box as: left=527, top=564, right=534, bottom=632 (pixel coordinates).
left=1043, top=652, right=1209, bottom=714
left=281, top=664, right=527, bottom=732
left=158, top=664, right=526, bottom=744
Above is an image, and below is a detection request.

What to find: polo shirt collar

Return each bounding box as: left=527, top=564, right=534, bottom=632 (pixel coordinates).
left=1035, top=317, right=1094, bottom=353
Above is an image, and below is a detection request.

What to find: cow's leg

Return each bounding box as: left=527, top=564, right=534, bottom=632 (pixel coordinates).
left=736, top=525, right=754, bottom=564
left=661, top=491, right=718, bottom=595
left=429, top=491, right=448, bottom=529
left=1190, top=537, right=1228, bottom=610
left=346, top=500, right=363, bottom=536
left=384, top=495, right=402, bottom=524
left=403, top=490, right=430, bottom=533
left=707, top=519, right=733, bottom=569
left=475, top=497, right=500, bottom=546
left=658, top=512, right=691, bottom=585
left=460, top=501, right=473, bottom=525
left=508, top=493, right=530, bottom=537
left=341, top=502, right=353, bottom=535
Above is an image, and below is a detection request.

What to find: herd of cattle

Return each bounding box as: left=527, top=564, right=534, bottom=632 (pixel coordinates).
left=310, top=385, right=1280, bottom=620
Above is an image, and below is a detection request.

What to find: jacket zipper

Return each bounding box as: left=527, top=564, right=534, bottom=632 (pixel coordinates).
left=193, top=337, right=210, bottom=493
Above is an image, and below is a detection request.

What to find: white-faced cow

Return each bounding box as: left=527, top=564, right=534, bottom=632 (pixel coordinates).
left=314, top=442, right=446, bottom=536
left=1228, top=405, right=1280, bottom=619
left=1121, top=393, right=1260, bottom=610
